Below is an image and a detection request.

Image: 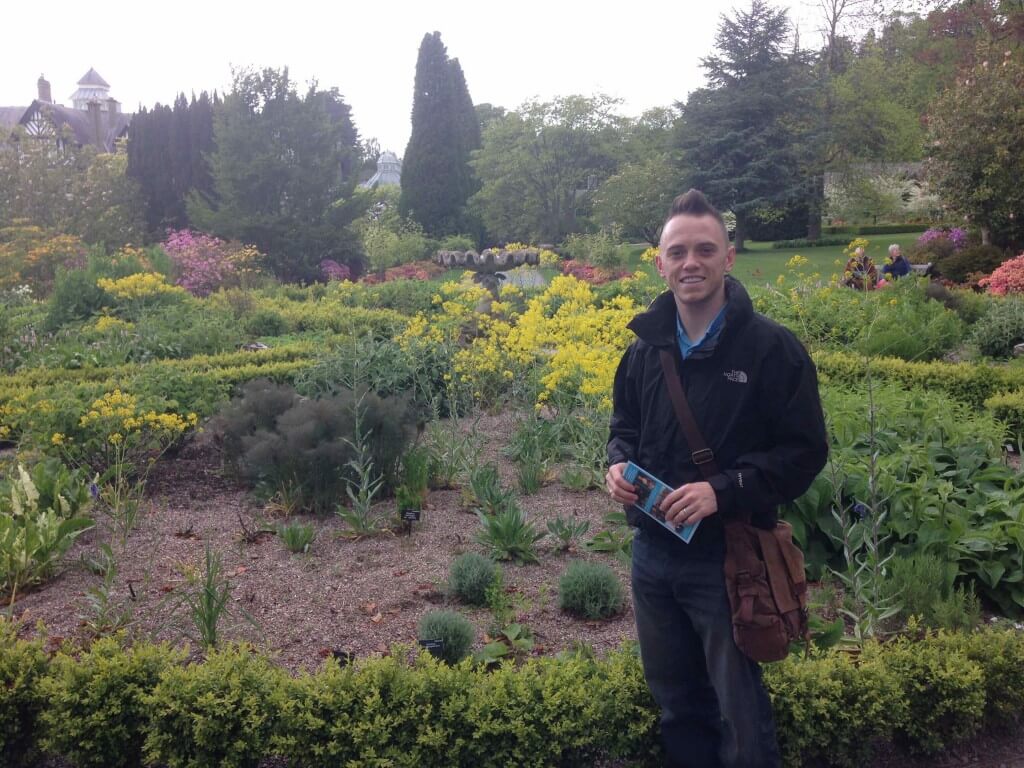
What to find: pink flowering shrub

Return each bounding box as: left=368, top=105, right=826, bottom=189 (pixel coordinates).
left=319, top=259, right=351, bottom=282
left=979, top=253, right=1024, bottom=295
left=161, top=230, right=263, bottom=297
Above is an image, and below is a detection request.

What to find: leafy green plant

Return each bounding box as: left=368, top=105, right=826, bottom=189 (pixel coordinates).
left=417, top=610, right=475, bottom=665
left=179, top=543, right=255, bottom=650
left=485, top=569, right=515, bottom=628
left=448, top=552, right=498, bottom=606
left=78, top=543, right=135, bottom=638
left=558, top=560, right=625, bottom=620
left=970, top=295, right=1024, bottom=358
left=585, top=512, right=634, bottom=566
left=559, top=463, right=595, bottom=491
left=546, top=515, right=590, bottom=551
left=473, top=623, right=534, bottom=668
left=277, top=521, right=316, bottom=554
left=337, top=393, right=387, bottom=535
left=515, top=455, right=547, bottom=495
left=467, top=463, right=515, bottom=515
left=424, top=409, right=479, bottom=489
left=476, top=502, right=545, bottom=564
left=881, top=552, right=980, bottom=631
left=0, top=464, right=93, bottom=608
left=399, top=444, right=430, bottom=507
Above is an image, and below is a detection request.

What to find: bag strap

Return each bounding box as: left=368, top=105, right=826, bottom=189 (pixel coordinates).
left=658, top=348, right=720, bottom=478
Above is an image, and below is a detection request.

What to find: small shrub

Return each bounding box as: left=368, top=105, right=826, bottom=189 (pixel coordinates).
left=45, top=267, right=110, bottom=330
left=936, top=244, right=1006, bottom=284
left=244, top=309, right=288, bottom=337
left=882, top=553, right=980, bottom=631
left=766, top=647, right=903, bottom=767
left=0, top=620, right=47, bottom=767
left=969, top=296, right=1024, bottom=357
left=277, top=521, right=316, bottom=554
left=867, top=637, right=986, bottom=754
left=476, top=503, right=546, bottom=564
left=558, top=560, right=625, bottom=620
left=449, top=552, right=498, bottom=606
left=215, top=379, right=415, bottom=514
left=144, top=644, right=283, bottom=768
left=417, top=610, right=475, bottom=665
left=565, top=231, right=623, bottom=269
left=39, top=637, right=184, bottom=768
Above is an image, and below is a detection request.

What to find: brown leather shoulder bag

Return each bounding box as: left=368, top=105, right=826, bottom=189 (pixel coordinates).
left=658, top=349, right=810, bottom=662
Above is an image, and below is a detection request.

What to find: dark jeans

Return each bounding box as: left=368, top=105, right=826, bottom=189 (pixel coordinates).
left=631, top=527, right=780, bottom=768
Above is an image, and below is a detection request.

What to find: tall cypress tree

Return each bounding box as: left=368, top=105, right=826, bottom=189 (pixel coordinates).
left=126, top=92, right=215, bottom=235
left=400, top=32, right=480, bottom=237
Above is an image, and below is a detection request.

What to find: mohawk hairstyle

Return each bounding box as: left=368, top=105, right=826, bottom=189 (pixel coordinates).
left=660, top=189, right=729, bottom=244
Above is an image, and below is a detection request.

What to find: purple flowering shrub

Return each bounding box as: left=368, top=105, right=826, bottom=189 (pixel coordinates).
left=319, top=259, right=351, bottom=282
left=917, top=227, right=968, bottom=251
left=161, top=230, right=263, bottom=297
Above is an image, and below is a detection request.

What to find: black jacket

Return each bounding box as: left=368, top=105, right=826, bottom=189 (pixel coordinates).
left=608, top=277, right=828, bottom=554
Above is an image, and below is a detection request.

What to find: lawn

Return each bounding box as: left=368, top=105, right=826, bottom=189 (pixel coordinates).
left=619, top=232, right=923, bottom=287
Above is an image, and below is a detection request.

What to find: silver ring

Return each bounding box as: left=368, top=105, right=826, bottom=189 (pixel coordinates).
left=682, top=506, right=689, bottom=514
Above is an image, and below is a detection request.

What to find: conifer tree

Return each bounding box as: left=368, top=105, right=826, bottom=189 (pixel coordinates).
left=399, top=32, right=480, bottom=237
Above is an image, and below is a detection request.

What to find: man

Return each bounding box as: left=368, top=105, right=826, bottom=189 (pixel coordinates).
left=606, top=190, right=828, bottom=768
left=881, top=243, right=911, bottom=279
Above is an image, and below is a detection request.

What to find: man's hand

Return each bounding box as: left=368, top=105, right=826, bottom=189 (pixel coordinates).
left=606, top=462, right=638, bottom=505
left=660, top=481, right=718, bottom=527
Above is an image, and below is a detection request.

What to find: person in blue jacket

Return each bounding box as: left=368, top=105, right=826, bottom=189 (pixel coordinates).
left=881, top=243, right=911, bottom=279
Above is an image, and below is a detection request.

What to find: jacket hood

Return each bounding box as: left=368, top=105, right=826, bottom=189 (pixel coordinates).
left=627, top=275, right=755, bottom=348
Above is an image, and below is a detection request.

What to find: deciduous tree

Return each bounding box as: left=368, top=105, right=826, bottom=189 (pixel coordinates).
left=928, top=41, right=1024, bottom=247
left=187, top=67, right=364, bottom=282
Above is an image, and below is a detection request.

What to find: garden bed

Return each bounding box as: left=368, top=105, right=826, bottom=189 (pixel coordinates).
left=11, top=413, right=637, bottom=669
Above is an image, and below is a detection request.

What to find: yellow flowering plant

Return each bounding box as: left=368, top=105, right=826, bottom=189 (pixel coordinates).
left=60, top=389, right=198, bottom=543
left=97, top=272, right=187, bottom=321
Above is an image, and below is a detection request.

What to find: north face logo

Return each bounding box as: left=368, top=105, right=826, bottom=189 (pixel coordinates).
left=724, top=370, right=748, bottom=384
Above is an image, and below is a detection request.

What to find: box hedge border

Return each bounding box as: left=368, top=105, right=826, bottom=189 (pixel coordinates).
left=3, top=625, right=1022, bottom=768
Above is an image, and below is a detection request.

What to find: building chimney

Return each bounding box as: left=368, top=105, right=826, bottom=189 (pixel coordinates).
left=107, top=97, right=119, bottom=128
left=37, top=75, right=52, bottom=104
left=87, top=101, right=103, bottom=150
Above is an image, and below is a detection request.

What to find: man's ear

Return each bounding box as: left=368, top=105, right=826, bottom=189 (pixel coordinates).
left=725, top=246, right=736, bottom=273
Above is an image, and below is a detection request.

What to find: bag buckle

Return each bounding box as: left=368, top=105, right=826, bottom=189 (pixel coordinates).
left=691, top=448, right=715, bottom=465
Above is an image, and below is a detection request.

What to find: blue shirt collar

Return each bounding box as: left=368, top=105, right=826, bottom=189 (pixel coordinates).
left=676, top=303, right=728, bottom=360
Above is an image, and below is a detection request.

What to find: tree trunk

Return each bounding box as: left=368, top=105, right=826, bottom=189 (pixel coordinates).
left=981, top=227, right=991, bottom=245
left=807, top=174, right=824, bottom=240
left=734, top=214, right=746, bottom=253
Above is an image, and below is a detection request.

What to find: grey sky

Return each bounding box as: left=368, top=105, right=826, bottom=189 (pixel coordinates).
left=2, top=0, right=823, bottom=154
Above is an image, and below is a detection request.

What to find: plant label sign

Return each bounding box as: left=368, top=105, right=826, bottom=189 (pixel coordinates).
left=402, top=509, right=422, bottom=522
left=419, top=639, right=444, bottom=658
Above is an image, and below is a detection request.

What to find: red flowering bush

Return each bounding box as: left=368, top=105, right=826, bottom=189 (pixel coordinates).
left=979, top=253, right=1024, bottom=295
left=162, top=230, right=263, bottom=297
left=560, top=259, right=629, bottom=285
left=361, top=260, right=444, bottom=284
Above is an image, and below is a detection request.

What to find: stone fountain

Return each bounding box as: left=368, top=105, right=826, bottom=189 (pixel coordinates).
left=433, top=247, right=541, bottom=299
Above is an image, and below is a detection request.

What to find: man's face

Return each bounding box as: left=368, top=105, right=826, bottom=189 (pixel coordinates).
left=656, top=214, right=735, bottom=312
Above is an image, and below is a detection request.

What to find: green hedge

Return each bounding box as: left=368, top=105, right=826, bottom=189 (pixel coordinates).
left=813, top=349, right=1024, bottom=409
left=4, top=625, right=1024, bottom=768
left=823, top=224, right=929, bottom=236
